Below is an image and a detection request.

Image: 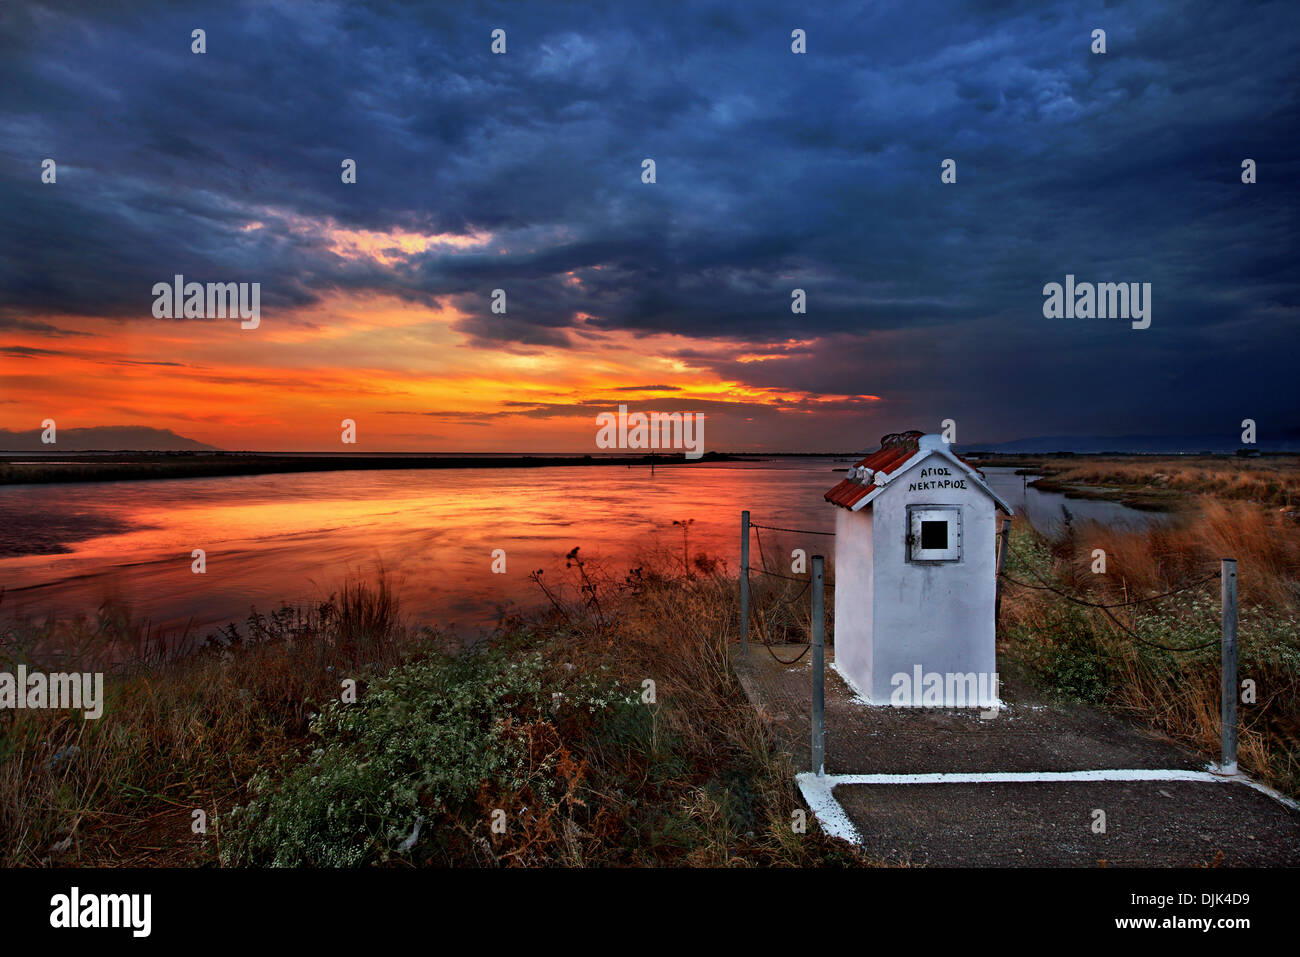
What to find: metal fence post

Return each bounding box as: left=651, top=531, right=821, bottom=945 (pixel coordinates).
left=1221, top=557, right=1238, bottom=775
left=740, top=510, right=750, bottom=657
left=812, top=554, right=825, bottom=776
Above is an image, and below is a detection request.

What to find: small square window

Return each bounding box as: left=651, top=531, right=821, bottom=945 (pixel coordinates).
left=920, top=520, right=948, bottom=550
left=908, top=505, right=962, bottom=562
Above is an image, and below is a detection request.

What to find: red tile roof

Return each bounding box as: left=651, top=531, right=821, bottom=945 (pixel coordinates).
left=825, top=430, right=987, bottom=510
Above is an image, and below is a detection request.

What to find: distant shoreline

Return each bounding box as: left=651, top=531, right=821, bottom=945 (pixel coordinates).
left=0, top=450, right=772, bottom=486
left=1, top=449, right=1290, bottom=487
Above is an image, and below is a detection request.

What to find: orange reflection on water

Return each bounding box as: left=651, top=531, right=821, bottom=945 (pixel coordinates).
left=0, top=461, right=843, bottom=640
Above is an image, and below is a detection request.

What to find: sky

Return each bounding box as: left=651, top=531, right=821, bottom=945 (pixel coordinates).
left=0, top=0, right=1297, bottom=452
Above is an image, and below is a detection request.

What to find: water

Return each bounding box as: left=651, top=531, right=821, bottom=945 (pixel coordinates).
left=0, top=459, right=1167, bottom=637
left=980, top=467, right=1175, bottom=533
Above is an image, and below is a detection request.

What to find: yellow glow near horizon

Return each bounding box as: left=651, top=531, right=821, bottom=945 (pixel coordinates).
left=0, top=218, right=878, bottom=450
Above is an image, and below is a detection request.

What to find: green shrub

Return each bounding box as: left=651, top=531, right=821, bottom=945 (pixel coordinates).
left=222, top=642, right=636, bottom=866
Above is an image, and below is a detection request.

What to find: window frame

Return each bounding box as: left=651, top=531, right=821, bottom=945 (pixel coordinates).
left=906, top=504, right=963, bottom=564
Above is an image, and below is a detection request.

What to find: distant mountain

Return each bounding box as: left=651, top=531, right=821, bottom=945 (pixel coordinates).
left=0, top=426, right=220, bottom=452
left=965, top=432, right=1300, bottom=454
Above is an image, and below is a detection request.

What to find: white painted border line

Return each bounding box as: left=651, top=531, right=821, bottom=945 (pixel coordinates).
left=796, top=767, right=1299, bottom=847
left=796, top=772, right=862, bottom=844
left=1230, top=775, right=1300, bottom=813
left=831, top=769, right=1223, bottom=786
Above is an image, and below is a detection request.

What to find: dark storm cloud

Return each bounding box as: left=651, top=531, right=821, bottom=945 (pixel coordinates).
left=0, top=308, right=92, bottom=336
left=1, top=344, right=63, bottom=358
left=0, top=0, right=1296, bottom=440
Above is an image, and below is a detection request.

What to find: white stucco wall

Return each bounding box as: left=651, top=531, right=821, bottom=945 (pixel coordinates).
left=834, top=452, right=999, bottom=707
left=832, top=505, right=873, bottom=699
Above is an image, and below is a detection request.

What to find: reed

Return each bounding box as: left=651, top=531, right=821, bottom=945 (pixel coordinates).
left=1026, top=455, right=1300, bottom=509
left=0, top=575, right=409, bottom=866
left=0, top=556, right=862, bottom=867
left=1000, top=501, right=1300, bottom=796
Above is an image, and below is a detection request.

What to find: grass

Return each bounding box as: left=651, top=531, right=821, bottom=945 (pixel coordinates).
left=0, top=556, right=861, bottom=867
left=0, top=577, right=409, bottom=866
left=999, top=498, right=1300, bottom=796
left=983, top=454, right=1300, bottom=511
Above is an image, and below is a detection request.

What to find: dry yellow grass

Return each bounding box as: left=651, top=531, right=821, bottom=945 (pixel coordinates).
left=1001, top=495, right=1300, bottom=795
left=0, top=577, right=410, bottom=866
left=1032, top=455, right=1300, bottom=509
left=2, top=556, right=862, bottom=868
left=1061, top=497, right=1300, bottom=610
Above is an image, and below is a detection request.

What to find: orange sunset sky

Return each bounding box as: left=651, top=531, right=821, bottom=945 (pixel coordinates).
left=2, top=220, right=882, bottom=452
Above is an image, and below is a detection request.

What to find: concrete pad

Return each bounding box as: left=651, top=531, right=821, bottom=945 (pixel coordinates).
left=734, top=644, right=1300, bottom=865
left=835, top=780, right=1300, bottom=867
